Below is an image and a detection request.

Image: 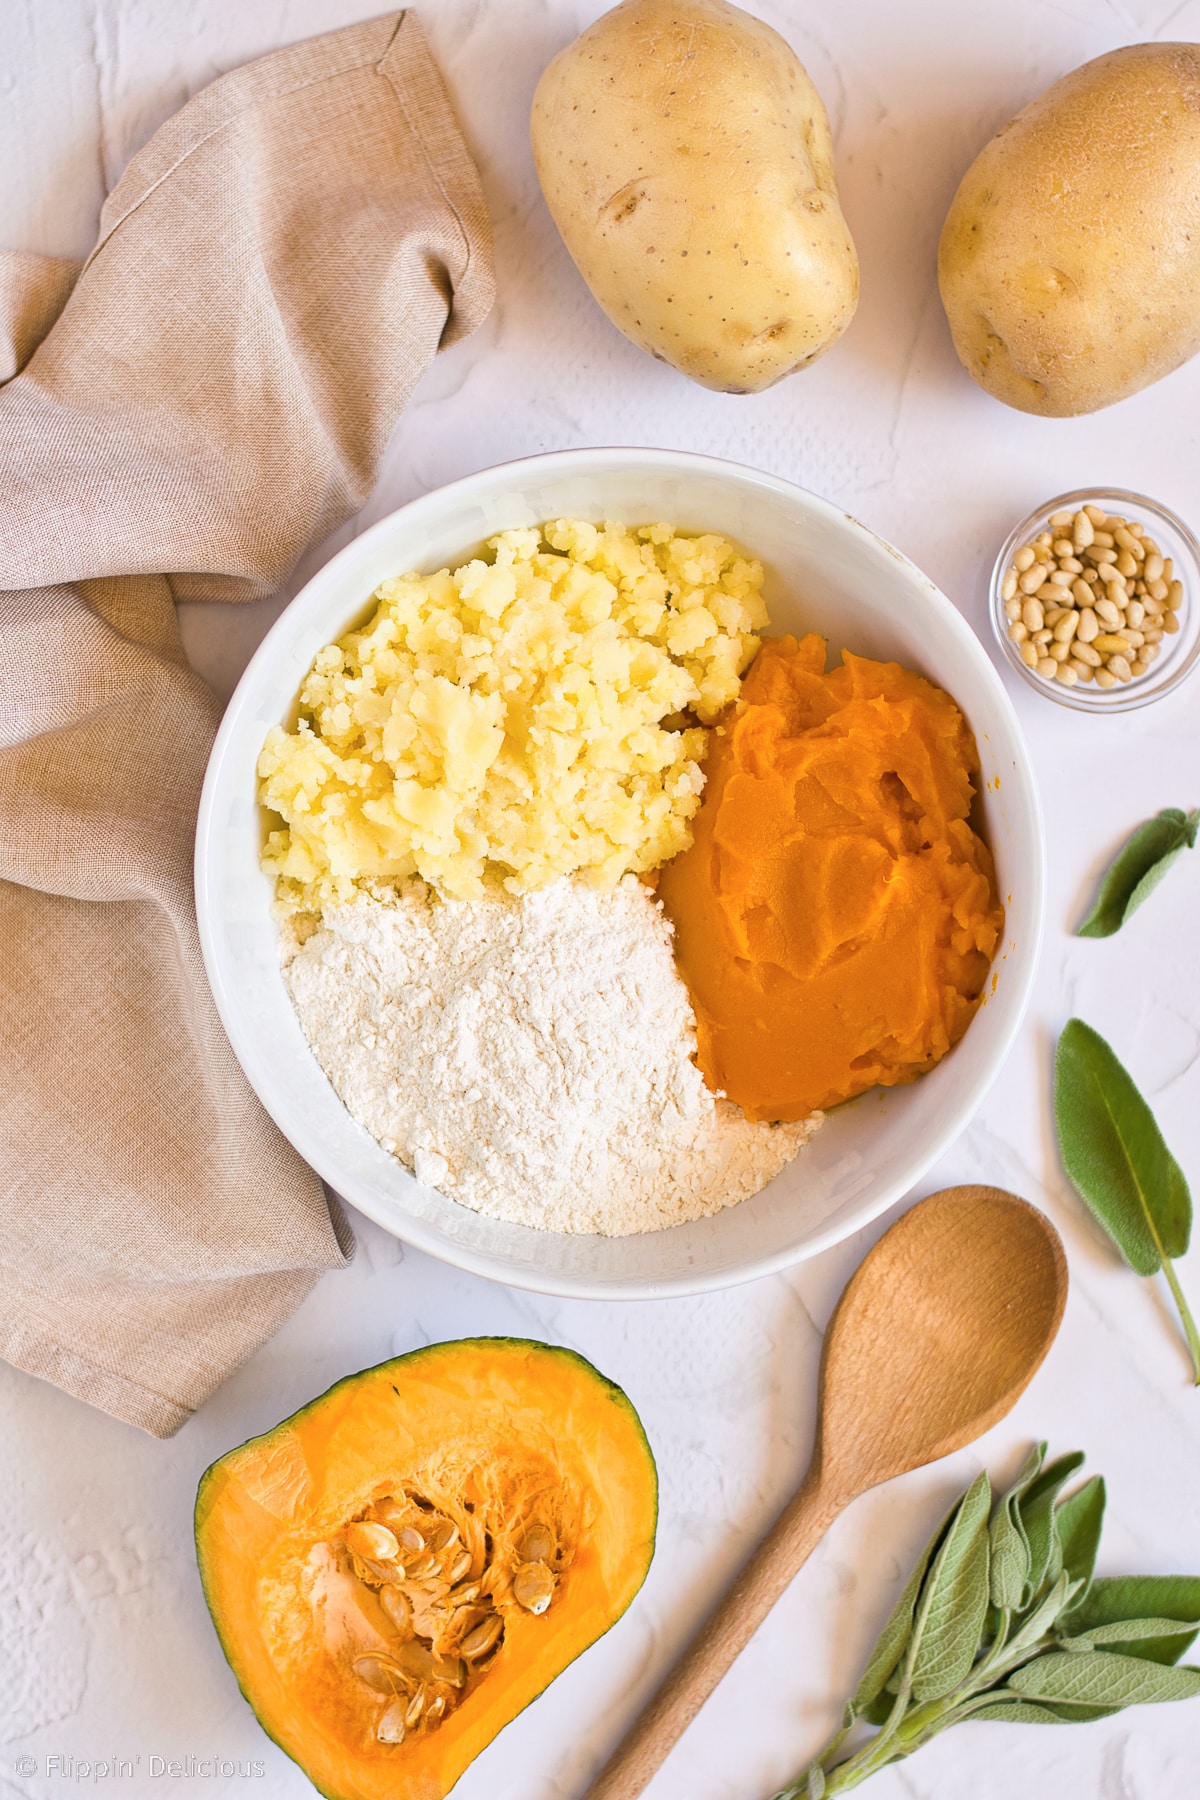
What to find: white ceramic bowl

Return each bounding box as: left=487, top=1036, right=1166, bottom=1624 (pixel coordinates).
left=196, top=448, right=1044, bottom=1299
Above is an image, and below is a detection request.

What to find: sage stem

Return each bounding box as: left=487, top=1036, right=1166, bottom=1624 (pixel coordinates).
left=1160, top=1252, right=1200, bottom=1386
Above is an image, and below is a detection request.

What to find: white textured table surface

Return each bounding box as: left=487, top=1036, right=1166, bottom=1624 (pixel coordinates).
left=4, top=3, right=1200, bottom=1797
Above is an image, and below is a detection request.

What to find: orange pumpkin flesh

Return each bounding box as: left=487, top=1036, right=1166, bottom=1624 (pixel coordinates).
left=195, top=1339, right=657, bottom=1800
left=657, top=633, right=1004, bottom=1120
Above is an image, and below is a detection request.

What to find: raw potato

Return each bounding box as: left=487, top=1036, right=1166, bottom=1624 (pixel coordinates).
left=531, top=0, right=858, bottom=393
left=938, top=44, right=1200, bottom=416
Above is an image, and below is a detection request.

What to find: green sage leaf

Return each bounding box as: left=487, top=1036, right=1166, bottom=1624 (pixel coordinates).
left=1072, top=1576, right=1200, bottom=1666
left=1054, top=1476, right=1106, bottom=1606
left=850, top=1500, right=957, bottom=1713
left=1007, top=1650, right=1200, bottom=1708
left=969, top=1698, right=1117, bottom=1724
left=1054, top=1019, right=1192, bottom=1273
left=1077, top=808, right=1199, bottom=937
left=908, top=1472, right=992, bottom=1703
left=1001, top=1572, right=1079, bottom=1664
left=1018, top=1452, right=1085, bottom=1606
left=988, top=1443, right=1044, bottom=1611
left=1060, top=1617, right=1200, bottom=1650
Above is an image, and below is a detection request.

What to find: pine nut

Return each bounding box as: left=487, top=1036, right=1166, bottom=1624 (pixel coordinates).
left=1001, top=501, right=1184, bottom=695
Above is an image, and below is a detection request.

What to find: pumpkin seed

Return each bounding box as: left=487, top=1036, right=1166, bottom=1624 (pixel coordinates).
left=405, top=1688, right=427, bottom=1729
left=392, top=1640, right=466, bottom=1687
left=354, top=1654, right=407, bottom=1695
left=447, top=1550, right=473, bottom=1584
left=376, top=1700, right=407, bottom=1745
left=399, top=1526, right=426, bottom=1553
left=428, top=1519, right=460, bottom=1553
left=347, top=1521, right=401, bottom=1563
left=461, top=1615, right=504, bottom=1661
left=519, top=1524, right=555, bottom=1564
left=513, top=1560, right=556, bottom=1616
left=379, top=1586, right=413, bottom=1632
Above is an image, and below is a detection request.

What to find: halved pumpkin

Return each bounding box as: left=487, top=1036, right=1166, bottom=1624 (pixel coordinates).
left=195, top=1337, right=657, bottom=1800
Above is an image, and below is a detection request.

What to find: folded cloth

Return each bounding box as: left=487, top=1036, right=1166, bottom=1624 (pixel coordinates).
left=0, top=11, right=495, bottom=1437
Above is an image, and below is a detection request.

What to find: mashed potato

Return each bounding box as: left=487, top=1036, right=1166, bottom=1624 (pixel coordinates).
left=259, top=520, right=768, bottom=908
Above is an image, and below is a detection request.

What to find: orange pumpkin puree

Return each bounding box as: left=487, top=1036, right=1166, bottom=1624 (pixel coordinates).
left=656, top=634, right=1004, bottom=1122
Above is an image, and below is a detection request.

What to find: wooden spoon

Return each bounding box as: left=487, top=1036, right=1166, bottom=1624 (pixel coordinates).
left=582, top=1184, right=1067, bottom=1800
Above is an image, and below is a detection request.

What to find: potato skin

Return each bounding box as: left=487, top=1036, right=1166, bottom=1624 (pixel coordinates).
left=531, top=0, right=858, bottom=394
left=938, top=44, right=1200, bottom=417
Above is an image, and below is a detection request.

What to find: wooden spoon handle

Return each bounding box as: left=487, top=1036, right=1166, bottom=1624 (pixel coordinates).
left=581, top=1469, right=841, bottom=1800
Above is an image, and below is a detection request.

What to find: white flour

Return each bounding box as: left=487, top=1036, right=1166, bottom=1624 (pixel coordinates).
left=282, top=877, right=819, bottom=1236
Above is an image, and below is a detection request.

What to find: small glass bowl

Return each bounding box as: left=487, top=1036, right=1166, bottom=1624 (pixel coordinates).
left=989, top=487, right=1200, bottom=713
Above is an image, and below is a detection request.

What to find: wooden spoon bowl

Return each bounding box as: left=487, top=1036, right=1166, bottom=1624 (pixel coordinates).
left=814, top=1184, right=1068, bottom=1504
left=583, top=1185, right=1067, bottom=1800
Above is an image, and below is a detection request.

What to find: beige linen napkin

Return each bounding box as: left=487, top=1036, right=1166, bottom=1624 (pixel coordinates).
left=0, top=12, right=494, bottom=1437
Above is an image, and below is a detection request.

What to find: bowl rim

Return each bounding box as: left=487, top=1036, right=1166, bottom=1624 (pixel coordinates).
left=988, top=485, right=1200, bottom=714
left=196, top=445, right=1046, bottom=1299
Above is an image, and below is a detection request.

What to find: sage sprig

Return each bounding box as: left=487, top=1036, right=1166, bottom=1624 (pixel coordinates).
left=1054, top=1017, right=1199, bottom=1384
left=772, top=1446, right=1200, bottom=1799
left=1077, top=807, right=1199, bottom=936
